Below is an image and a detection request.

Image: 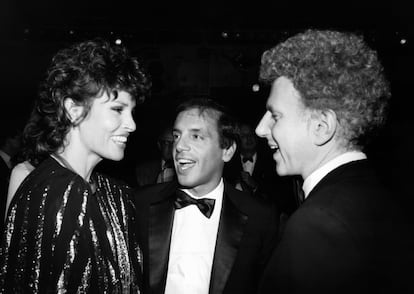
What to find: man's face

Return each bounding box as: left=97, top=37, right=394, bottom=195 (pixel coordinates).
left=239, top=124, right=257, bottom=154
left=255, top=76, right=314, bottom=178
left=173, top=108, right=234, bottom=196
left=158, top=129, right=174, bottom=162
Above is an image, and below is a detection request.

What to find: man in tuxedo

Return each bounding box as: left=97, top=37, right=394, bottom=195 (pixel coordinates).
left=231, top=122, right=267, bottom=194
left=134, top=98, right=279, bottom=294
left=224, top=121, right=296, bottom=215
left=135, top=124, right=176, bottom=187
left=255, top=29, right=412, bottom=293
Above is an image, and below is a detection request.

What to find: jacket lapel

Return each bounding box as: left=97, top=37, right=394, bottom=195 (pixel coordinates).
left=149, top=193, right=176, bottom=293
left=209, top=184, right=248, bottom=294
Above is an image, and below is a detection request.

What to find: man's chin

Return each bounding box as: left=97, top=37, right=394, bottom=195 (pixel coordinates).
left=177, top=176, right=194, bottom=188
left=275, top=165, right=288, bottom=176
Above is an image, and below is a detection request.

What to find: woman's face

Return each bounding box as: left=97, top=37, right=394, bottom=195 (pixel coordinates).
left=74, top=90, right=136, bottom=164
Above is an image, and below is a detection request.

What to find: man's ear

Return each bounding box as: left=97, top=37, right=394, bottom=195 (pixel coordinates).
left=311, top=109, right=337, bottom=146
left=222, top=142, right=237, bottom=163
left=63, top=98, right=84, bottom=124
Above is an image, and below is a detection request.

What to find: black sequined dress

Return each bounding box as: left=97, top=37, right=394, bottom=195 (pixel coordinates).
left=0, top=156, right=142, bottom=293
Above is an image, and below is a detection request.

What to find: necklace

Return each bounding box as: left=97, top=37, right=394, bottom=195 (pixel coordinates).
left=51, top=153, right=97, bottom=192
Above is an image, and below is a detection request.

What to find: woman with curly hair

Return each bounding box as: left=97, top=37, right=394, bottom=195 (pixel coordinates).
left=255, top=29, right=409, bottom=293
left=0, top=38, right=150, bottom=293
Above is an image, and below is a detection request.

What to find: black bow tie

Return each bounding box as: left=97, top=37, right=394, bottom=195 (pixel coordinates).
left=242, top=156, right=253, bottom=163
left=174, top=190, right=215, bottom=218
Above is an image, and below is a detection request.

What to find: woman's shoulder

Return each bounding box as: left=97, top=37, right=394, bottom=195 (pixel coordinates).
left=21, top=157, right=89, bottom=193
left=8, top=158, right=92, bottom=219
left=11, top=160, right=35, bottom=178
left=6, top=161, right=36, bottom=213
left=8, top=161, right=35, bottom=196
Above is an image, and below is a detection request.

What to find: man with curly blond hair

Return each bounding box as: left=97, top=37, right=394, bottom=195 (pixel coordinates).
left=255, top=29, right=411, bottom=293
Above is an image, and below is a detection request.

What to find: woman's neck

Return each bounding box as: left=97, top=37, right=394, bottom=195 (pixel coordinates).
left=54, top=146, right=101, bottom=182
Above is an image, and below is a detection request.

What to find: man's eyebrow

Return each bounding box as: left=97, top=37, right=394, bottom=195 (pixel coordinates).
left=189, top=128, right=202, bottom=132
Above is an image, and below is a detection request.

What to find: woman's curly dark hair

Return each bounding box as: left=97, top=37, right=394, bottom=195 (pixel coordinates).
left=260, top=29, right=391, bottom=149
left=22, top=38, right=151, bottom=166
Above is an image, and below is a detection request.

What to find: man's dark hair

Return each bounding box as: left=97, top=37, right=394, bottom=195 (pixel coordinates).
left=175, top=97, right=240, bottom=149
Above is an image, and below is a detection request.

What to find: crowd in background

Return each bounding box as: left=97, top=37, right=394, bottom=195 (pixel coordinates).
left=0, top=28, right=413, bottom=293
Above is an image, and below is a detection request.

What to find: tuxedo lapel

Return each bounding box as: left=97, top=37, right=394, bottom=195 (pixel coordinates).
left=252, top=153, right=266, bottom=180
left=149, top=195, right=176, bottom=293
left=209, top=185, right=248, bottom=294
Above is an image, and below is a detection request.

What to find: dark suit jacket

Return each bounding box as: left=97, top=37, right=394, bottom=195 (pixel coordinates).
left=0, top=156, right=10, bottom=224
left=258, top=159, right=413, bottom=293
left=135, top=159, right=162, bottom=187
left=134, top=180, right=279, bottom=294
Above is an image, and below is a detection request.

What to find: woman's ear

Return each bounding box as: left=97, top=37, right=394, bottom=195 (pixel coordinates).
left=63, top=98, right=84, bottom=124
left=222, top=142, right=237, bottom=163
left=311, top=109, right=338, bottom=146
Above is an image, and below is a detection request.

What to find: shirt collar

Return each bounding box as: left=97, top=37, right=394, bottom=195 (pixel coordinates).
left=183, top=178, right=224, bottom=201
left=302, top=151, right=367, bottom=199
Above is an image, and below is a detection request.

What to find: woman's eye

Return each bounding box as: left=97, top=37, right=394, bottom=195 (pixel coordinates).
left=112, top=107, right=123, bottom=113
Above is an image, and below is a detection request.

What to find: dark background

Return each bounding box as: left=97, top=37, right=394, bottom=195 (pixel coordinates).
left=0, top=2, right=412, bottom=201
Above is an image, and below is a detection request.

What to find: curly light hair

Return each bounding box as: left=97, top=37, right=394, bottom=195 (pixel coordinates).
left=260, top=29, right=391, bottom=148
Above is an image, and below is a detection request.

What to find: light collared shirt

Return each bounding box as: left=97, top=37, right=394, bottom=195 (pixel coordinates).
left=165, top=179, right=224, bottom=294
left=302, top=151, right=367, bottom=199
left=0, top=150, right=11, bottom=169
left=156, top=159, right=175, bottom=183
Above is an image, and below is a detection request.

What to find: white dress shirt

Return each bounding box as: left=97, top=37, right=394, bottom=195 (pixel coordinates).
left=165, top=179, right=224, bottom=294
left=302, top=151, right=367, bottom=199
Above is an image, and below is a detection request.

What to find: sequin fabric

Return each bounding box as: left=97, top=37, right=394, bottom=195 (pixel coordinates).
left=0, top=157, right=142, bottom=293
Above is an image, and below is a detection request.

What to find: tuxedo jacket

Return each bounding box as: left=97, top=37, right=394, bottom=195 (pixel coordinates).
left=224, top=151, right=270, bottom=189
left=134, top=180, right=279, bottom=294
left=258, top=159, right=413, bottom=293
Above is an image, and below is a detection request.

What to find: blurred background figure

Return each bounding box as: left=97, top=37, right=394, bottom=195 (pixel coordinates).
left=224, top=121, right=296, bottom=216
left=135, top=123, right=176, bottom=187
left=235, top=122, right=260, bottom=192
left=0, top=129, right=22, bottom=224
left=225, top=122, right=267, bottom=195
